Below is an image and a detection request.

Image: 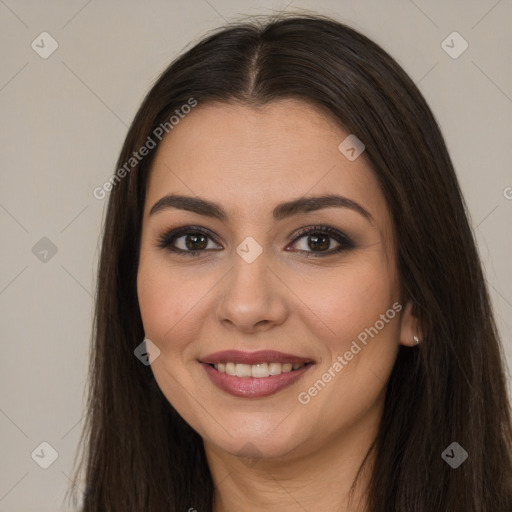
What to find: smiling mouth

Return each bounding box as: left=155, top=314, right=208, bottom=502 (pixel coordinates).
left=200, top=349, right=315, bottom=397
left=208, top=361, right=314, bottom=378
left=201, top=360, right=314, bottom=398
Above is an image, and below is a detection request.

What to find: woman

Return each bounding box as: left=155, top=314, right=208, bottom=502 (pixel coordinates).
left=71, top=14, right=512, bottom=512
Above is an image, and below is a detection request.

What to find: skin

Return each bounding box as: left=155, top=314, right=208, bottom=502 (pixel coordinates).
left=137, top=99, right=421, bottom=512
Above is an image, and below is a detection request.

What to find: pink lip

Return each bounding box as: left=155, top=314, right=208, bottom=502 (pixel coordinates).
left=200, top=361, right=314, bottom=399
left=200, top=350, right=313, bottom=365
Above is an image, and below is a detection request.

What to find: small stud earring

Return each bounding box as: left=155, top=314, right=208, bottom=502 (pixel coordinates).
left=413, top=335, right=420, bottom=346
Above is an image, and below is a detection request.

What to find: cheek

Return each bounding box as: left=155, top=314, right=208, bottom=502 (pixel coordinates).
left=291, top=260, right=398, bottom=351
left=292, top=269, right=400, bottom=433
left=137, top=251, right=200, bottom=351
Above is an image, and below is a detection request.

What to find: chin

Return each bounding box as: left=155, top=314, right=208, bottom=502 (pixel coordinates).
left=198, top=411, right=311, bottom=462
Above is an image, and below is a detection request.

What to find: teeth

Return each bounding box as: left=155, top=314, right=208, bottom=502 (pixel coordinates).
left=235, top=364, right=252, bottom=378
left=213, top=362, right=306, bottom=378
left=269, top=362, right=282, bottom=375
left=252, top=363, right=269, bottom=378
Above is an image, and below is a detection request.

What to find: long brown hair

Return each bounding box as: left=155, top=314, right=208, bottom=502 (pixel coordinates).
left=69, top=14, right=512, bottom=511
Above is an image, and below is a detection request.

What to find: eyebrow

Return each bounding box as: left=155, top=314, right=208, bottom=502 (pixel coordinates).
left=149, top=193, right=373, bottom=222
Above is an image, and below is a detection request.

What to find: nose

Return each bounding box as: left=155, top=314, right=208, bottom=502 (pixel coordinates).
left=215, top=250, right=289, bottom=334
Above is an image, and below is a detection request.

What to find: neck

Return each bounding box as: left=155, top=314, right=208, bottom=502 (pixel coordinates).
left=204, top=412, right=379, bottom=512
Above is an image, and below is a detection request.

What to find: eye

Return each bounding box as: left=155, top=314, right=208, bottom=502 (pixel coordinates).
left=287, top=225, right=355, bottom=258
left=156, top=224, right=355, bottom=258
left=156, top=226, right=222, bottom=256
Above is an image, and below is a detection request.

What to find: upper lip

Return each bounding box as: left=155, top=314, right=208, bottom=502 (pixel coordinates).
left=200, top=350, right=314, bottom=365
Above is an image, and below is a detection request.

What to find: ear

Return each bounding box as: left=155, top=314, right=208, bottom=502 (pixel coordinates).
left=399, top=301, right=423, bottom=347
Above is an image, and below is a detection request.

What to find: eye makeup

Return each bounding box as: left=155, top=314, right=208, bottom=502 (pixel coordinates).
left=156, top=224, right=356, bottom=258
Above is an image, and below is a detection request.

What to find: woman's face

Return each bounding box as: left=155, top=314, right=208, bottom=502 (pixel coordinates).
left=137, top=99, right=417, bottom=462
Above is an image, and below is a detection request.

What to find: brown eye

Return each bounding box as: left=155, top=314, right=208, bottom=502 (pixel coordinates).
left=295, top=232, right=338, bottom=252
left=182, top=233, right=209, bottom=251
left=157, top=226, right=222, bottom=255
left=288, top=225, right=354, bottom=257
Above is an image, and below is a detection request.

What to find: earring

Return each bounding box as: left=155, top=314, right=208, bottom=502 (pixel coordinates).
left=413, top=335, right=420, bottom=346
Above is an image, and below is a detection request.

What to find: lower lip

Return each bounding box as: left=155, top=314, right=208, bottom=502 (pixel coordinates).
left=200, top=362, right=313, bottom=398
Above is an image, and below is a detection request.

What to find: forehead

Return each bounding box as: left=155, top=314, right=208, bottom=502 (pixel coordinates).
left=144, top=99, right=387, bottom=224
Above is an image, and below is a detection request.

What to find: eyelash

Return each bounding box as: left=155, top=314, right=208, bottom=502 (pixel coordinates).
left=156, top=224, right=355, bottom=258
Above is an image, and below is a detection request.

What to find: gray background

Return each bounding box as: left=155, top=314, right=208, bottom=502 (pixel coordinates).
left=0, top=1, right=511, bottom=510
